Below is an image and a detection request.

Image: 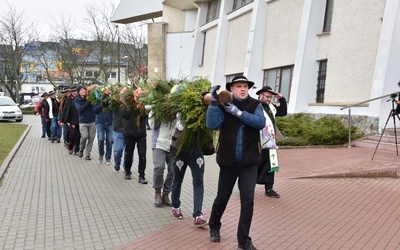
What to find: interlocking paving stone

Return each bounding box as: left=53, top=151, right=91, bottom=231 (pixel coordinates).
left=0, top=115, right=399, bottom=249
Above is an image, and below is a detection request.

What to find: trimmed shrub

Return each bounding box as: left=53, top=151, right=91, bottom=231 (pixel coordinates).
left=276, top=114, right=362, bottom=146
left=304, top=117, right=348, bottom=145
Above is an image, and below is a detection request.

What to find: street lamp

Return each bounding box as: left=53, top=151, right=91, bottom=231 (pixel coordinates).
left=123, top=56, right=128, bottom=84
left=114, top=24, right=120, bottom=83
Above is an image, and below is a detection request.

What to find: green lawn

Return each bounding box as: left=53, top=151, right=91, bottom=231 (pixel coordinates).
left=0, top=123, right=28, bottom=167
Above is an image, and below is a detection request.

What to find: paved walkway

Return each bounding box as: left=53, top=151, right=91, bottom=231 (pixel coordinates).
left=0, top=115, right=399, bottom=250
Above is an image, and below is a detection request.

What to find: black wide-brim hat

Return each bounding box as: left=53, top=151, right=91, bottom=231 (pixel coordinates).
left=256, top=86, right=277, bottom=96
left=226, top=75, right=255, bottom=91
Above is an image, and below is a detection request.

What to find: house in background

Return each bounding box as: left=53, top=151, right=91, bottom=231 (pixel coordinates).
left=112, top=0, right=400, bottom=134
left=17, top=39, right=146, bottom=104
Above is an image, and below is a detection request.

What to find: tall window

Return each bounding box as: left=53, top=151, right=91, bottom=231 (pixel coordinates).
left=263, top=66, right=293, bottom=102
left=206, top=0, right=221, bottom=23
left=323, top=0, right=334, bottom=32
left=316, top=60, right=327, bottom=103
left=232, top=0, right=254, bottom=11
left=226, top=73, right=243, bottom=84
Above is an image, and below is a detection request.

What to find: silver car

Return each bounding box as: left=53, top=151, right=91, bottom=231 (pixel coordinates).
left=0, top=96, right=23, bottom=122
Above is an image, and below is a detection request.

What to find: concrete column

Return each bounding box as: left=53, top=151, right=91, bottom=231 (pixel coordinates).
left=148, top=22, right=167, bottom=81
left=288, top=0, right=325, bottom=113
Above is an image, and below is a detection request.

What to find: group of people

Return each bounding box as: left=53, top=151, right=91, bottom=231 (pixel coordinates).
left=35, top=86, right=151, bottom=184
left=35, top=87, right=102, bottom=161
left=33, top=75, right=287, bottom=250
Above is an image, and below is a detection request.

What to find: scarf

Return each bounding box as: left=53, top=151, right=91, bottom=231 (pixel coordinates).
left=47, top=98, right=53, bottom=119
left=260, top=103, right=279, bottom=172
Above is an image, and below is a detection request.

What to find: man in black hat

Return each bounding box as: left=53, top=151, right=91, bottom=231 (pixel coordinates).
left=206, top=75, right=266, bottom=250
left=256, top=86, right=287, bottom=198
left=35, top=92, right=51, bottom=138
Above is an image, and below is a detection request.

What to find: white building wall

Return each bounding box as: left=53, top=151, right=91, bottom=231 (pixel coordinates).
left=263, top=0, right=303, bottom=69
left=165, top=32, right=195, bottom=79
left=198, top=27, right=218, bottom=78
left=113, top=0, right=400, bottom=131
left=320, top=0, right=384, bottom=104
left=224, top=12, right=251, bottom=75
left=370, top=0, right=400, bottom=130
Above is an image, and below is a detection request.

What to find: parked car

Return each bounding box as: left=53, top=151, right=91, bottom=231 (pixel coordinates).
left=0, top=96, right=23, bottom=122
left=20, top=100, right=38, bottom=109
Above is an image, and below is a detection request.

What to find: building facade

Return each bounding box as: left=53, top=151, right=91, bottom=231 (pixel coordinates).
left=112, top=0, right=400, bottom=133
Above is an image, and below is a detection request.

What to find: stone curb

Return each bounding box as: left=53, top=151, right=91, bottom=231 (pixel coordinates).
left=293, top=167, right=400, bottom=179
left=0, top=125, right=31, bottom=181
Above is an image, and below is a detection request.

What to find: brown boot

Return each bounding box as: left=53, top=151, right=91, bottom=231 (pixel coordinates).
left=162, top=192, right=171, bottom=207
left=154, top=190, right=163, bottom=207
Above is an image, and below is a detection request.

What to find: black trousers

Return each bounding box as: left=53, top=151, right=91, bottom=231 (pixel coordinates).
left=257, top=148, right=275, bottom=191
left=69, top=125, right=80, bottom=153
left=124, top=135, right=147, bottom=177
left=209, top=164, right=257, bottom=245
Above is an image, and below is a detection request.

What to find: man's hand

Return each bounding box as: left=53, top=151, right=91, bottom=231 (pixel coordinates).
left=223, top=103, right=242, bottom=117
left=210, top=85, right=220, bottom=106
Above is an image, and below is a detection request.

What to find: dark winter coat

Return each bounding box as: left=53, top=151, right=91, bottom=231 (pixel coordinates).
left=74, top=95, right=96, bottom=124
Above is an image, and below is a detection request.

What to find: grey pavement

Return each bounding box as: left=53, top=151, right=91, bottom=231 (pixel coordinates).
left=0, top=114, right=399, bottom=250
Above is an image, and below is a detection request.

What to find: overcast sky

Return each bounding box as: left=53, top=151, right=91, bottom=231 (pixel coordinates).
left=0, top=0, right=121, bottom=39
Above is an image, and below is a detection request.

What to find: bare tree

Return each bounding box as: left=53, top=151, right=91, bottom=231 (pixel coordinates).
left=84, top=1, right=119, bottom=85
left=120, top=23, right=148, bottom=81
left=0, top=2, right=38, bottom=101
left=46, top=16, right=92, bottom=87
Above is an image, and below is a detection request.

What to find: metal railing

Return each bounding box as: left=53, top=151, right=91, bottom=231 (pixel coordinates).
left=340, top=91, right=399, bottom=147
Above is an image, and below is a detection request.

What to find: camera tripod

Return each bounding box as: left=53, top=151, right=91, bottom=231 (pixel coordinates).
left=372, top=97, right=400, bottom=159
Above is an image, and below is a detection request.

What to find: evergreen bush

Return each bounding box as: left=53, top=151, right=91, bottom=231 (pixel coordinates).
left=276, top=114, right=362, bottom=146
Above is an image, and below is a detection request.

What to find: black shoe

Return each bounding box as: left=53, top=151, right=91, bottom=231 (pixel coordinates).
left=237, top=240, right=257, bottom=250
left=85, top=156, right=91, bottom=161
left=114, top=165, right=120, bottom=171
left=124, top=174, right=131, bottom=180
left=56, top=139, right=61, bottom=143
left=78, top=151, right=83, bottom=158
left=41, top=135, right=45, bottom=138
left=138, top=176, right=148, bottom=184
left=51, top=139, right=55, bottom=143
left=265, top=189, right=280, bottom=198
left=210, top=229, right=221, bottom=242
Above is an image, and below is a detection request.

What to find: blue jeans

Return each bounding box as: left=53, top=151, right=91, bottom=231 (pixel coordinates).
left=171, top=147, right=205, bottom=218
left=113, top=131, right=125, bottom=167
left=50, top=115, right=61, bottom=139
left=63, top=123, right=70, bottom=144
left=97, top=124, right=113, bottom=160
